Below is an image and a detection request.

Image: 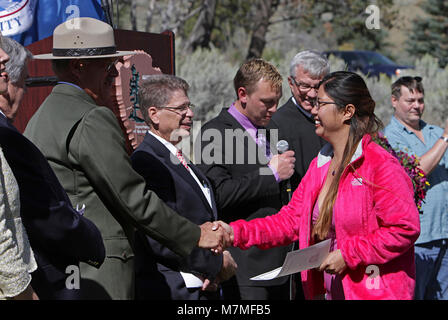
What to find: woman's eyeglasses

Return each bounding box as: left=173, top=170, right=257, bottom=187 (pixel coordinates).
left=314, top=100, right=339, bottom=110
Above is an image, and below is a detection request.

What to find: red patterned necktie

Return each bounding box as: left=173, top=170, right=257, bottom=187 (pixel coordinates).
left=176, top=149, right=190, bottom=171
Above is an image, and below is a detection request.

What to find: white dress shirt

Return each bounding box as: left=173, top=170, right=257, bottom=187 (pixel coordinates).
left=147, top=131, right=213, bottom=288
left=148, top=130, right=212, bottom=208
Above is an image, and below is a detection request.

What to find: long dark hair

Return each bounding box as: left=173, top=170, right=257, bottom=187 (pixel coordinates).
left=313, top=71, right=383, bottom=241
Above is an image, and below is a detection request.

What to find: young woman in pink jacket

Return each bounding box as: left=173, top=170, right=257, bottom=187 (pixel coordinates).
left=221, top=71, right=421, bottom=300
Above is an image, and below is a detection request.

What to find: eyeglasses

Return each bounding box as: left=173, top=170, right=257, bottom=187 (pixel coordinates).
left=291, top=77, right=319, bottom=92
left=314, top=100, right=339, bottom=110
left=161, top=103, right=195, bottom=114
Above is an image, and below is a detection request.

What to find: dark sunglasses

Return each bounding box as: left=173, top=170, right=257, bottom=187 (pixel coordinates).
left=399, top=76, right=422, bottom=83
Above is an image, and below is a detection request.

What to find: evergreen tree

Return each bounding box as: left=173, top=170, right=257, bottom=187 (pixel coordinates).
left=300, top=0, right=396, bottom=52
left=407, top=0, right=448, bottom=68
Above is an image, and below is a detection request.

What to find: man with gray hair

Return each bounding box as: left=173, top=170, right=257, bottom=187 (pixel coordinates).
left=267, top=50, right=329, bottom=299
left=131, top=74, right=236, bottom=299
left=268, top=50, right=329, bottom=196
left=0, top=35, right=32, bottom=120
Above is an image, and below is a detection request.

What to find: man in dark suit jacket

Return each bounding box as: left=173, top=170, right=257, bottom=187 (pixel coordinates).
left=131, top=74, right=236, bottom=299
left=266, top=50, right=329, bottom=299
left=197, top=59, right=296, bottom=300
left=0, top=35, right=105, bottom=299
left=268, top=50, right=329, bottom=195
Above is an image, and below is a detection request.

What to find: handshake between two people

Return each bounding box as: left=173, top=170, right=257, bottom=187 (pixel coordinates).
left=196, top=151, right=296, bottom=252
left=195, top=152, right=296, bottom=291
left=198, top=220, right=234, bottom=254
left=197, top=220, right=236, bottom=291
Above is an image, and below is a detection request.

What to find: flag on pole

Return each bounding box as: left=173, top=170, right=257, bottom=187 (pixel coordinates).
left=0, top=0, right=37, bottom=36
left=8, top=0, right=106, bottom=46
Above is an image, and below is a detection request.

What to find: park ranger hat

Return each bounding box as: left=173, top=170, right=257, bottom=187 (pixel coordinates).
left=34, top=17, right=135, bottom=60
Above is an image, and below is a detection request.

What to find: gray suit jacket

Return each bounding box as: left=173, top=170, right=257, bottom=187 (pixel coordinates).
left=24, top=84, right=201, bottom=299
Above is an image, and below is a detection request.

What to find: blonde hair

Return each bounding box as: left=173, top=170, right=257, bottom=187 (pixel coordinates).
left=233, top=58, right=282, bottom=97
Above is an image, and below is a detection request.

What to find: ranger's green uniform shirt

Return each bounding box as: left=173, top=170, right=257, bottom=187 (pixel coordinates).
left=25, top=84, right=200, bottom=299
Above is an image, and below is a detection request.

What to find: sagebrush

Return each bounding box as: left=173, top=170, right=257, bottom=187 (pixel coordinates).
left=178, top=48, right=447, bottom=129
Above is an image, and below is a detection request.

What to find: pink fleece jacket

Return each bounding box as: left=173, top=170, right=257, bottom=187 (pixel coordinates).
left=231, top=134, right=420, bottom=300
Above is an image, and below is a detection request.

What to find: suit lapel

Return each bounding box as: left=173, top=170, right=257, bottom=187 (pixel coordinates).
left=288, top=97, right=316, bottom=125
left=188, top=163, right=218, bottom=220
left=0, top=113, right=19, bottom=132
left=142, top=133, right=215, bottom=218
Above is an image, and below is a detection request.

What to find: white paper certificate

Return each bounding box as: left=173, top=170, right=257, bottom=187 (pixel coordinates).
left=250, top=239, right=331, bottom=281
left=180, top=272, right=204, bottom=288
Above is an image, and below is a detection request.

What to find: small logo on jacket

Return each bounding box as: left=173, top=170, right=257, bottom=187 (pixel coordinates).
left=351, top=177, right=363, bottom=186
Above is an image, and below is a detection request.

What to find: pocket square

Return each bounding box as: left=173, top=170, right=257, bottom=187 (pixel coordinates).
left=76, top=203, right=86, bottom=215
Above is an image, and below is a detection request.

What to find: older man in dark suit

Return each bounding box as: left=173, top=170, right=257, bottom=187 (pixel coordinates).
left=266, top=50, right=329, bottom=299
left=0, top=34, right=105, bottom=299
left=131, top=74, right=236, bottom=300
left=197, top=58, right=296, bottom=300
left=267, top=50, right=329, bottom=197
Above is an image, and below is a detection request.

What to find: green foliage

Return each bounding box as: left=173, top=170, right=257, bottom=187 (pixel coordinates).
left=182, top=1, right=202, bottom=37
left=299, top=0, right=397, bottom=52
left=407, top=0, right=448, bottom=68
left=176, top=44, right=239, bottom=122
left=121, top=1, right=447, bottom=131
left=178, top=47, right=448, bottom=132
left=372, top=132, right=429, bottom=213
left=261, top=48, right=284, bottom=67
left=210, top=0, right=253, bottom=49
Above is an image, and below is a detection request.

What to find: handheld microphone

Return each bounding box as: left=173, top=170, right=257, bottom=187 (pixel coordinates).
left=276, top=140, right=289, bottom=154
left=276, top=140, right=292, bottom=201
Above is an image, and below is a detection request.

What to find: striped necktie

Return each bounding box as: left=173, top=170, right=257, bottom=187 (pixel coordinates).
left=256, top=130, right=271, bottom=159
left=176, top=149, right=190, bottom=171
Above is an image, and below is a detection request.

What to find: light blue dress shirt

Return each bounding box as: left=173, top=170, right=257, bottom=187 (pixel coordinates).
left=384, top=116, right=448, bottom=244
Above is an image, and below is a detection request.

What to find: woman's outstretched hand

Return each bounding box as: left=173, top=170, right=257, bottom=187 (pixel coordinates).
left=208, top=221, right=234, bottom=254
